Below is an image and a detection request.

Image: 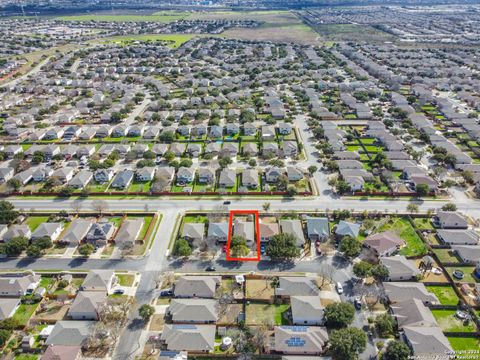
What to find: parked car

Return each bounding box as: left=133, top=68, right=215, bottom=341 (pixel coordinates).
left=336, top=282, right=343, bottom=294
left=113, top=288, right=125, bottom=295
left=260, top=244, right=266, bottom=255
left=354, top=297, right=362, bottom=310
left=223, top=200, right=231, bottom=205
left=315, top=240, right=322, bottom=255
left=160, top=289, right=173, bottom=297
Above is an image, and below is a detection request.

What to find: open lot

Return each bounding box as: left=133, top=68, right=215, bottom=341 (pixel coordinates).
left=56, top=13, right=189, bottom=22
left=246, top=302, right=290, bottom=325
left=246, top=279, right=275, bottom=300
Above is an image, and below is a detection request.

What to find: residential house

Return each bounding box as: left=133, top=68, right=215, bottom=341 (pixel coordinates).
left=287, top=167, right=303, bottom=182
left=243, top=143, right=258, bottom=156
left=68, top=291, right=107, bottom=320
left=278, top=123, right=292, bottom=135
left=42, top=345, right=82, bottom=360
left=233, top=220, right=255, bottom=243
left=305, top=217, right=329, bottom=241
left=187, top=143, right=202, bottom=157
left=384, top=282, right=439, bottom=304
left=363, top=231, right=405, bottom=257
left=53, top=167, right=75, bottom=183
left=0, top=298, right=21, bottom=320
left=115, top=218, right=144, bottom=249
left=262, top=125, right=276, bottom=140
left=334, top=221, right=360, bottom=239
left=174, top=276, right=221, bottom=298
left=242, top=169, right=259, bottom=188
left=291, top=296, right=324, bottom=325
left=208, top=126, right=223, bottom=138
left=31, top=223, right=64, bottom=242
left=60, top=219, right=91, bottom=245
left=205, top=142, right=221, bottom=155
left=433, top=211, right=468, bottom=229
left=436, top=229, right=479, bottom=245
left=111, top=170, right=134, bottom=189
left=222, top=143, right=238, bottom=157
left=243, top=124, right=257, bottom=136
left=45, top=321, right=95, bottom=346
left=279, top=219, right=305, bottom=247
left=282, top=141, right=298, bottom=158
left=167, top=299, right=218, bottom=323
left=160, top=324, right=215, bottom=353
left=259, top=222, right=280, bottom=242
left=262, top=142, right=279, bottom=157
left=0, top=167, right=14, bottom=183
left=94, top=169, right=115, bottom=184
left=207, top=223, right=229, bottom=243
left=275, top=277, right=319, bottom=297
left=272, top=326, right=328, bottom=355
left=403, top=326, right=453, bottom=358
left=381, top=256, right=421, bottom=281
left=81, top=270, right=117, bottom=294
left=2, top=225, right=31, bottom=242
left=452, top=245, right=480, bottom=264
left=391, top=298, right=437, bottom=329
left=219, top=169, right=236, bottom=188
left=198, top=168, right=215, bottom=184
left=0, top=274, right=40, bottom=297
left=85, top=221, right=115, bottom=246
left=136, top=167, right=155, bottom=182
left=69, top=170, right=93, bottom=189
left=182, top=223, right=205, bottom=242
left=176, top=167, right=195, bottom=184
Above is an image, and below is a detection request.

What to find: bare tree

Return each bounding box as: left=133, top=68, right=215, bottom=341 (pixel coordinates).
left=91, top=199, right=109, bottom=215
left=318, top=264, right=335, bottom=288
left=72, top=200, right=82, bottom=214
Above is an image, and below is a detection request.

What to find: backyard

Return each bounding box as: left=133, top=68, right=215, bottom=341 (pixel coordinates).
left=246, top=303, right=290, bottom=325
left=376, top=217, right=427, bottom=256
left=431, top=309, right=477, bottom=333
left=425, top=285, right=459, bottom=306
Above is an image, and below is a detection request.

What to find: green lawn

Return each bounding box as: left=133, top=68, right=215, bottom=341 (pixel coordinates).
left=14, top=355, right=38, bottom=360
left=246, top=303, right=290, bottom=325
left=431, top=310, right=477, bottom=332
left=448, top=337, right=480, bottom=351
left=13, top=303, right=40, bottom=326
left=39, top=277, right=55, bottom=291
left=413, top=218, right=434, bottom=230
left=377, top=217, right=427, bottom=257
left=116, top=273, right=135, bottom=287
left=109, top=216, right=124, bottom=228
left=425, top=286, right=459, bottom=306
left=25, top=216, right=49, bottom=231
left=445, top=267, right=479, bottom=283
left=433, top=249, right=460, bottom=264
left=129, top=215, right=154, bottom=240
left=99, top=34, right=197, bottom=48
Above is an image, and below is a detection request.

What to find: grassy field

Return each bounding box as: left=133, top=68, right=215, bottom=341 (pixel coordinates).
left=313, top=24, right=396, bottom=43
left=13, top=303, right=40, bottom=326
left=425, top=285, right=459, bottom=306
left=25, top=216, right=49, bottom=231
left=246, top=303, right=290, bottom=325
left=448, top=336, right=480, bottom=351
left=377, top=217, right=427, bottom=257
left=412, top=217, right=434, bottom=230
left=56, top=14, right=188, bottom=22
left=433, top=249, right=460, bottom=263
left=116, top=273, right=135, bottom=287
left=97, top=34, right=197, bottom=48
left=431, top=309, right=477, bottom=332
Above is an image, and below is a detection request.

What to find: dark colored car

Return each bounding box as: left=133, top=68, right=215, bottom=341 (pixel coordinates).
left=160, top=289, right=173, bottom=297
left=223, top=200, right=231, bottom=205
left=113, top=288, right=125, bottom=295
left=206, top=266, right=217, bottom=272
left=354, top=298, right=362, bottom=310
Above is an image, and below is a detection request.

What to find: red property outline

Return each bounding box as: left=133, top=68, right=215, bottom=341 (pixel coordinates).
left=226, top=210, right=261, bottom=261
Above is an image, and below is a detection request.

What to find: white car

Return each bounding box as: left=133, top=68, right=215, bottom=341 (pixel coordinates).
left=336, top=282, right=344, bottom=294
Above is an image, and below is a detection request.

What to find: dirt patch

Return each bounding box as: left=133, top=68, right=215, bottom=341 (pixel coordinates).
left=246, top=279, right=275, bottom=300
left=149, top=314, right=165, bottom=331
left=223, top=26, right=320, bottom=45
left=33, top=301, right=69, bottom=322
left=218, top=303, right=243, bottom=325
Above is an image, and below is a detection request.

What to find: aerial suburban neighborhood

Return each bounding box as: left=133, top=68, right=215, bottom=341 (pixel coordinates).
left=0, top=0, right=479, bottom=359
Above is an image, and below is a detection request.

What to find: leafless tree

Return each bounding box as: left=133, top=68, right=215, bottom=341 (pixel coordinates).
left=92, top=199, right=109, bottom=215
left=72, top=200, right=82, bottom=214
left=318, top=264, right=335, bottom=288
